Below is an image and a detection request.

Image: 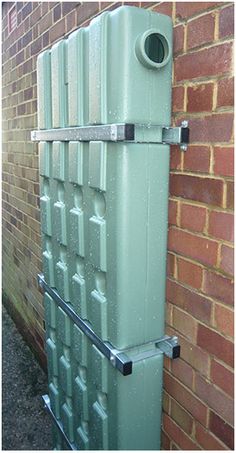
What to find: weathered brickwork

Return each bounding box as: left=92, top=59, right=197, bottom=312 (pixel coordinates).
left=2, top=2, right=234, bottom=449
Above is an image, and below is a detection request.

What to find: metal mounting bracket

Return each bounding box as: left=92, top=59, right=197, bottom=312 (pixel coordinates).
left=38, top=274, right=180, bottom=376
left=42, top=395, right=76, bottom=450
left=31, top=121, right=189, bottom=150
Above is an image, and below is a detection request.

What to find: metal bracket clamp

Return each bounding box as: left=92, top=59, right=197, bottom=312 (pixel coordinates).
left=163, top=120, right=189, bottom=151
left=38, top=274, right=180, bottom=375
left=31, top=121, right=189, bottom=150
left=156, top=335, right=181, bottom=359
left=42, top=395, right=76, bottom=450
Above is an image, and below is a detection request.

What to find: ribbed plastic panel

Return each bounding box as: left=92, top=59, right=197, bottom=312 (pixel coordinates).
left=38, top=5, right=172, bottom=450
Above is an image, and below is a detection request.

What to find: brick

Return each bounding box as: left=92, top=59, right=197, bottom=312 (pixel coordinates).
left=163, top=414, right=199, bottom=450
left=195, top=373, right=234, bottom=426
left=197, top=324, right=234, bottom=367
left=187, top=83, right=213, bottom=112
left=152, top=2, right=172, bottom=17
left=217, top=77, right=234, bottom=108
left=77, top=2, right=99, bottom=25
left=203, top=270, right=233, bottom=306
left=162, top=390, right=170, bottom=414
left=29, top=5, right=41, bottom=27
left=17, top=104, right=26, bottom=115
left=17, top=37, right=23, bottom=52
left=9, top=43, right=17, bottom=58
left=41, top=2, right=49, bottom=15
left=170, top=145, right=181, bottom=170
left=170, top=174, right=224, bottom=207
left=24, top=87, right=33, bottom=101
left=187, top=13, right=215, bottom=50
left=226, top=181, right=234, bottom=210
left=208, top=211, right=234, bottom=242
left=168, top=227, right=219, bottom=268
left=171, top=357, right=194, bottom=389
left=48, top=2, right=58, bottom=11
left=176, top=2, right=219, bottom=19
left=175, top=43, right=233, bottom=82
left=161, top=431, right=170, bottom=450
left=167, top=279, right=212, bottom=325
left=16, top=2, right=23, bottom=12
left=62, top=2, right=78, bottom=15
left=22, top=2, right=32, bottom=20
left=123, top=1, right=140, bottom=6
left=213, top=147, right=234, bottom=177
left=188, top=113, right=234, bottom=143
left=171, top=441, right=180, bottom=449
left=180, top=203, right=206, bottom=233
left=31, top=36, right=42, bottom=56
left=53, top=3, right=61, bottom=22
left=167, top=253, right=175, bottom=278
left=220, top=244, right=234, bottom=276
left=22, top=29, right=32, bottom=47
left=170, top=399, right=193, bottom=435
left=39, top=11, right=52, bottom=34
left=177, top=257, right=202, bottom=290
left=172, top=307, right=197, bottom=342
left=210, top=411, right=234, bottom=449
left=211, top=359, right=234, bottom=398
left=15, top=50, right=24, bottom=66
left=33, top=23, right=39, bottom=41
left=140, top=2, right=155, bottom=8
left=164, top=371, right=208, bottom=426
left=66, top=10, right=76, bottom=32
left=174, top=25, right=184, bottom=55
left=214, top=304, right=234, bottom=338
left=174, top=329, right=210, bottom=372
left=49, top=18, right=66, bottom=43
left=195, top=422, right=227, bottom=450
left=172, top=86, right=184, bottom=112
left=168, top=199, right=178, bottom=225
left=99, top=2, right=124, bottom=15
left=42, top=31, right=49, bottom=48
left=219, top=5, right=234, bottom=38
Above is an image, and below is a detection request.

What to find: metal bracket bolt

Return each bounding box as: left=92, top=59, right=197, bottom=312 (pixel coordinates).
left=180, top=120, right=189, bottom=151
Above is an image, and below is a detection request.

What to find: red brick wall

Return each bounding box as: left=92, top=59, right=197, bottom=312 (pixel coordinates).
left=2, top=2, right=234, bottom=450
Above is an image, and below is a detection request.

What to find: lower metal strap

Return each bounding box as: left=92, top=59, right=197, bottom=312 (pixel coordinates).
left=38, top=274, right=180, bottom=376
left=38, top=274, right=132, bottom=376
left=42, top=395, right=76, bottom=450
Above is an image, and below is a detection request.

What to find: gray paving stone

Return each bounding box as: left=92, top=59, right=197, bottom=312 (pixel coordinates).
left=2, top=305, right=53, bottom=450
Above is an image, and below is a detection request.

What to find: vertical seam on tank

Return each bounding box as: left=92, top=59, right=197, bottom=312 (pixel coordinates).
left=79, top=31, right=84, bottom=125
left=148, top=11, right=152, bottom=125
left=46, top=52, right=52, bottom=128
left=59, top=44, right=63, bottom=127
left=64, top=40, right=68, bottom=128
left=101, top=14, right=108, bottom=123
left=144, top=144, right=151, bottom=344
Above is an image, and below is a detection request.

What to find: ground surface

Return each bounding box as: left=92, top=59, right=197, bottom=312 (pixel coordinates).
left=2, top=305, right=53, bottom=450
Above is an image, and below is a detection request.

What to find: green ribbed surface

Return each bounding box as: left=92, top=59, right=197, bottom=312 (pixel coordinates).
left=38, top=5, right=172, bottom=450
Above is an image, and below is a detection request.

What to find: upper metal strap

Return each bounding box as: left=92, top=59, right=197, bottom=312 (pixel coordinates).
left=31, top=122, right=189, bottom=149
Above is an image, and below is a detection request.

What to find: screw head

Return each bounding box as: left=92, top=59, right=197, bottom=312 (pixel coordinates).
left=110, top=354, right=116, bottom=366
left=180, top=144, right=188, bottom=152
left=180, top=144, right=188, bottom=151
